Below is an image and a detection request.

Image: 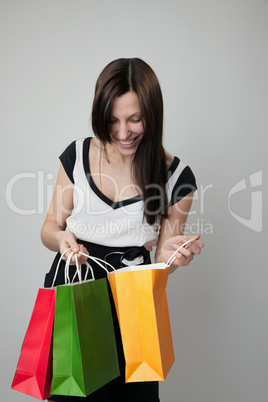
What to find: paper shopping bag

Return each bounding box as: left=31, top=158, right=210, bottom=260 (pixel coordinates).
left=11, top=288, right=55, bottom=400
left=51, top=278, right=120, bottom=397
left=108, top=263, right=175, bottom=382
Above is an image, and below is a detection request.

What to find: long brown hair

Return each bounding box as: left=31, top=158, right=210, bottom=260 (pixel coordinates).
left=91, top=58, right=168, bottom=224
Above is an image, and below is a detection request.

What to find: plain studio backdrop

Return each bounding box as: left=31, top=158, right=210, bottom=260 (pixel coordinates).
left=1, top=1, right=267, bottom=401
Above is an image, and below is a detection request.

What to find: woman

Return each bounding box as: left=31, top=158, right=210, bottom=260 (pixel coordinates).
left=41, top=58, right=203, bottom=402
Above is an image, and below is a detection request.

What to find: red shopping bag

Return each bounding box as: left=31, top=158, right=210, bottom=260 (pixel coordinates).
left=11, top=288, right=55, bottom=400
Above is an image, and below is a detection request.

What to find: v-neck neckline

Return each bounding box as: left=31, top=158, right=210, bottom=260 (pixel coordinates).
left=82, top=137, right=179, bottom=210
left=82, top=137, right=142, bottom=209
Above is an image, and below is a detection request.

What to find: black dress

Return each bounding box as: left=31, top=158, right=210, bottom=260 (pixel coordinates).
left=44, top=239, right=160, bottom=402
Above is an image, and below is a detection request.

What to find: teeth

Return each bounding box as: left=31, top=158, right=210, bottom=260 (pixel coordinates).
left=119, top=138, right=135, bottom=145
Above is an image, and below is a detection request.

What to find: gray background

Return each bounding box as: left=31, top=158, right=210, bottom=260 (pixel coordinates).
left=1, top=0, right=267, bottom=401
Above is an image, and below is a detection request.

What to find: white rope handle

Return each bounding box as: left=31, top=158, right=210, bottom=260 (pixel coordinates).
left=84, top=261, right=94, bottom=280
left=78, top=251, right=115, bottom=273
left=71, top=261, right=95, bottom=283
left=51, top=248, right=115, bottom=287
left=166, top=238, right=196, bottom=266
left=65, top=252, right=89, bottom=285
left=51, top=248, right=71, bottom=288
left=52, top=249, right=88, bottom=287
left=65, top=252, right=75, bottom=284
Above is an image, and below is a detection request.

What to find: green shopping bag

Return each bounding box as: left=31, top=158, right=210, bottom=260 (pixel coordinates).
left=51, top=252, right=120, bottom=397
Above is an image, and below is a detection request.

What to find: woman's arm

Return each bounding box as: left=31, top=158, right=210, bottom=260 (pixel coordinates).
left=155, top=192, right=204, bottom=272
left=41, top=163, right=89, bottom=264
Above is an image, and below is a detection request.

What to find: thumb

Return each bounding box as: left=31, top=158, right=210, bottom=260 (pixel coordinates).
left=182, top=234, right=200, bottom=243
left=173, top=234, right=200, bottom=248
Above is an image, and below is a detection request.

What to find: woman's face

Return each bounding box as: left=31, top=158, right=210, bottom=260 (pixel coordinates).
left=109, top=91, right=144, bottom=157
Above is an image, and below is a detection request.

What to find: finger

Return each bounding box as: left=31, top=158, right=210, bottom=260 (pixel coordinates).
left=192, top=235, right=204, bottom=249
left=66, top=235, right=80, bottom=254
left=177, top=247, right=193, bottom=259
left=64, top=246, right=79, bottom=264
left=80, top=244, right=89, bottom=255
left=72, top=244, right=80, bottom=253
left=76, top=245, right=89, bottom=265
left=186, top=242, right=202, bottom=255
left=61, top=248, right=72, bottom=261
left=60, top=250, right=76, bottom=265
left=69, top=248, right=80, bottom=265
left=169, top=248, right=193, bottom=265
left=70, top=247, right=86, bottom=265
left=193, top=240, right=204, bottom=248
left=172, top=252, right=193, bottom=267
left=179, top=249, right=194, bottom=263
left=67, top=246, right=89, bottom=265
left=184, top=234, right=203, bottom=244
left=172, top=235, right=198, bottom=248
left=177, top=236, right=204, bottom=253
left=183, top=234, right=200, bottom=242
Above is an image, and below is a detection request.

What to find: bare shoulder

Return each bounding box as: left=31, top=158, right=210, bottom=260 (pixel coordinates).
left=90, top=137, right=103, bottom=160
left=90, top=137, right=101, bottom=151
left=164, top=148, right=174, bottom=169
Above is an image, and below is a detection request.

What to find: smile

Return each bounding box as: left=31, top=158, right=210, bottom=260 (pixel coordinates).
left=117, top=136, right=139, bottom=147
left=119, top=138, right=136, bottom=145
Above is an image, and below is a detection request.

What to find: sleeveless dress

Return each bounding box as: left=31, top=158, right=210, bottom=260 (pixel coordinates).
left=44, top=137, right=197, bottom=402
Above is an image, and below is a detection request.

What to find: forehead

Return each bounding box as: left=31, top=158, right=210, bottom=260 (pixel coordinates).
left=111, top=91, right=141, bottom=115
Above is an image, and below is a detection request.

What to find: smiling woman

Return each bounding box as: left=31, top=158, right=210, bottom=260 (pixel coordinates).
left=91, top=58, right=167, bottom=225
left=41, top=57, right=204, bottom=402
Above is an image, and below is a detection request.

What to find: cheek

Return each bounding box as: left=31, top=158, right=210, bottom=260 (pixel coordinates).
left=132, top=122, right=144, bottom=134
left=109, top=124, right=118, bottom=136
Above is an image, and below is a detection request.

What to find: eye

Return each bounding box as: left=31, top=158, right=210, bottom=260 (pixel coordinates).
left=130, top=118, right=142, bottom=123
left=109, top=120, right=117, bottom=125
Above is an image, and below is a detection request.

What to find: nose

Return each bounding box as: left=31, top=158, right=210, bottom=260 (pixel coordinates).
left=117, top=122, right=130, bottom=140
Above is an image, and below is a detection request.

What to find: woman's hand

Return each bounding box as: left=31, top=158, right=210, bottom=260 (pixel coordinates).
left=57, top=231, right=89, bottom=265
left=159, top=234, right=204, bottom=269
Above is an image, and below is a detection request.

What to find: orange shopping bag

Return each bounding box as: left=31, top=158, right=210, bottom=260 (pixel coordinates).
left=108, top=239, right=195, bottom=383
left=108, top=262, right=174, bottom=383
